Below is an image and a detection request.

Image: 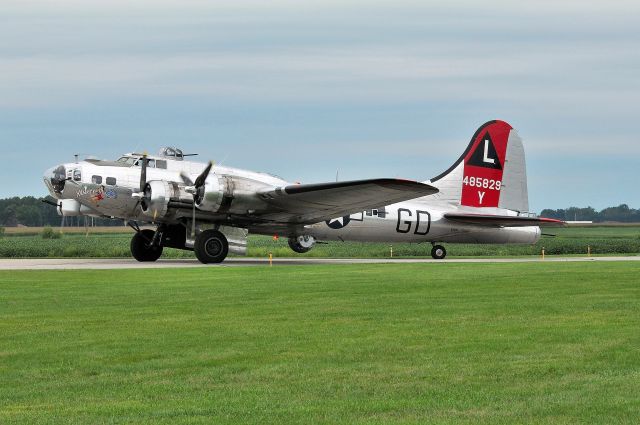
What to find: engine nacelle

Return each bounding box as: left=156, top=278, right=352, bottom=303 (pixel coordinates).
left=288, top=235, right=316, bottom=253
left=141, top=180, right=174, bottom=219
left=59, top=199, right=81, bottom=217
left=195, top=175, right=229, bottom=212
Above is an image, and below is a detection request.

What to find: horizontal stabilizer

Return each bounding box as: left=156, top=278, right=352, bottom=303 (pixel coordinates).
left=444, top=213, right=565, bottom=227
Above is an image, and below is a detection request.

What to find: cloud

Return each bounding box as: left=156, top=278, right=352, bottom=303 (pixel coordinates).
left=2, top=0, right=638, bottom=111
left=1, top=0, right=639, bottom=206
left=0, top=39, right=637, bottom=110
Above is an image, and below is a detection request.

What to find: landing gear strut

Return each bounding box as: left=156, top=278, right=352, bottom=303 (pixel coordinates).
left=431, top=244, right=447, bottom=260
left=131, top=229, right=164, bottom=262
left=194, top=229, right=229, bottom=264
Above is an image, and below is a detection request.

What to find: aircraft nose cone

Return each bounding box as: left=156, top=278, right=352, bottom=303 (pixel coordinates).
left=43, top=167, right=53, bottom=181
left=45, top=165, right=67, bottom=194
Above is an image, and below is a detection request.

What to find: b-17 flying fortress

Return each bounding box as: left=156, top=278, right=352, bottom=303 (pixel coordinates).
left=44, top=120, right=562, bottom=264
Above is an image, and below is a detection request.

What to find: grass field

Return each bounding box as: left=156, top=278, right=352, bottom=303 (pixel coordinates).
left=1, top=262, right=639, bottom=424
left=1, top=225, right=639, bottom=258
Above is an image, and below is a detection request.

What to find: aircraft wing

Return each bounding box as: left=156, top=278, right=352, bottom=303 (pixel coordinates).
left=258, top=178, right=438, bottom=224
left=444, top=213, right=565, bottom=227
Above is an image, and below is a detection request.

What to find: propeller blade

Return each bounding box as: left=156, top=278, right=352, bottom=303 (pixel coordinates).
left=194, top=161, right=213, bottom=189
left=185, top=161, right=213, bottom=239
left=191, top=202, right=196, bottom=240
left=139, top=154, right=148, bottom=192
left=179, top=172, right=194, bottom=186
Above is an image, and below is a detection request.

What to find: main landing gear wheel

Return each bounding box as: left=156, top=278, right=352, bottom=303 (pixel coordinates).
left=131, top=229, right=163, bottom=262
left=431, top=245, right=447, bottom=260
left=194, top=229, right=229, bottom=264
left=288, top=235, right=316, bottom=254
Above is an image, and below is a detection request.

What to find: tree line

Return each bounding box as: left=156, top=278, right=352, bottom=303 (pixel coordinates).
left=0, top=196, right=639, bottom=227
left=0, top=196, right=124, bottom=227
left=540, top=205, right=640, bottom=223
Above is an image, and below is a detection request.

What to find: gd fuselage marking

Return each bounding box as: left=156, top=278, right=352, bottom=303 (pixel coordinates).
left=396, top=209, right=431, bottom=235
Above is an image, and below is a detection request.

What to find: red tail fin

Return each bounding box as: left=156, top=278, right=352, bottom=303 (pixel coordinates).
left=460, top=120, right=511, bottom=207
left=429, top=120, right=529, bottom=212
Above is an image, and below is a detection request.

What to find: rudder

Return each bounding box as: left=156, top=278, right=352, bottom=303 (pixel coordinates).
left=427, top=120, right=529, bottom=212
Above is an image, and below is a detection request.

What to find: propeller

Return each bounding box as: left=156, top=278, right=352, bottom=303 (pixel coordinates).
left=139, top=154, right=148, bottom=192
left=132, top=154, right=150, bottom=211
left=181, top=161, right=213, bottom=202
left=180, top=161, right=214, bottom=238
left=194, top=161, right=213, bottom=188
left=138, top=154, right=164, bottom=221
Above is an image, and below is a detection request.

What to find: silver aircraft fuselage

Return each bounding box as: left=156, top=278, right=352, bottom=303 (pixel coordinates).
left=44, top=156, right=287, bottom=224
left=44, top=154, right=540, bottom=246
left=43, top=121, right=555, bottom=264
left=306, top=203, right=540, bottom=245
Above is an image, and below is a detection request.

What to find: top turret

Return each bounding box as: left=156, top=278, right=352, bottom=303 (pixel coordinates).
left=159, top=147, right=185, bottom=160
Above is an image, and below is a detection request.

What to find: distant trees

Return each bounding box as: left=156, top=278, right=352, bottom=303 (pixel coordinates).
left=0, top=196, right=639, bottom=226
left=0, top=197, right=123, bottom=227
left=599, top=204, right=640, bottom=222
left=0, top=197, right=53, bottom=227
left=540, top=204, right=640, bottom=223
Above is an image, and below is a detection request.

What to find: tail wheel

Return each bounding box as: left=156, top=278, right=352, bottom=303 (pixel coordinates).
left=194, top=229, right=229, bottom=264
left=431, top=245, right=447, bottom=260
left=131, top=229, right=163, bottom=262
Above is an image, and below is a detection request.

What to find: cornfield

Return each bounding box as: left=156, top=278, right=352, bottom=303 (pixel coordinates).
left=0, top=225, right=638, bottom=258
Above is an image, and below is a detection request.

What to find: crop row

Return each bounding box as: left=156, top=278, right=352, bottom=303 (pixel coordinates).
left=0, top=233, right=638, bottom=258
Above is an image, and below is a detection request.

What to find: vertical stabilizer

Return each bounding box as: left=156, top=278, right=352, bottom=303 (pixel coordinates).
left=427, top=120, right=529, bottom=212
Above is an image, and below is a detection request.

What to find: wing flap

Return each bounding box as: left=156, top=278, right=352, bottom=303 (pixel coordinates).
left=444, top=213, right=565, bottom=227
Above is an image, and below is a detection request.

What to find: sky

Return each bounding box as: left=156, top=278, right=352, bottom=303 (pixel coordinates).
left=1, top=0, right=639, bottom=211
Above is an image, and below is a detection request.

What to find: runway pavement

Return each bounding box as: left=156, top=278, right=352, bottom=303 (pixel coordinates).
left=0, top=256, right=638, bottom=270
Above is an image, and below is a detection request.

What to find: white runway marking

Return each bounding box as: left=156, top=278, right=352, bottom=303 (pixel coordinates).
left=0, top=256, right=638, bottom=270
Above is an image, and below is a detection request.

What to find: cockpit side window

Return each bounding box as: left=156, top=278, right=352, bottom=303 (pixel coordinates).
left=73, top=169, right=82, bottom=181
left=134, top=158, right=155, bottom=168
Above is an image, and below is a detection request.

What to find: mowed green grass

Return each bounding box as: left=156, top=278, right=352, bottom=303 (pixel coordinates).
left=1, top=263, right=639, bottom=424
